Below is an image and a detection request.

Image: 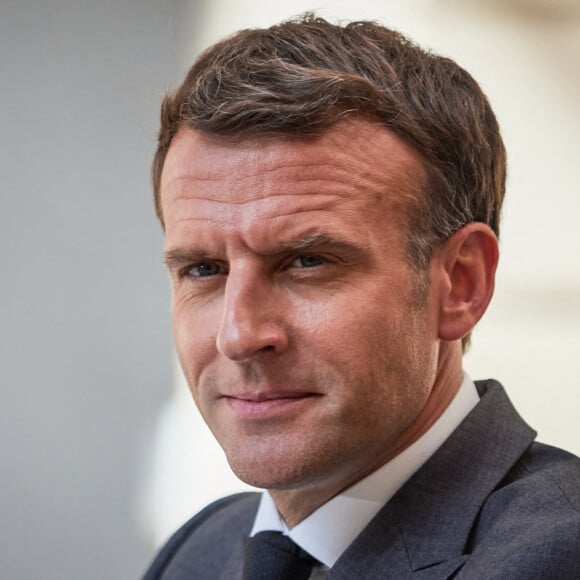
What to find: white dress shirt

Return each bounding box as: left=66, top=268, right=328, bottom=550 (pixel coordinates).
left=250, top=373, right=480, bottom=576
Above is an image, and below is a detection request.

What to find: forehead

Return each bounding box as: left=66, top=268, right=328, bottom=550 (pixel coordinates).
left=160, top=120, right=426, bottom=246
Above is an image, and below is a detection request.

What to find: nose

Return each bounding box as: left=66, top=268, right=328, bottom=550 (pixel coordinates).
left=216, top=268, right=288, bottom=362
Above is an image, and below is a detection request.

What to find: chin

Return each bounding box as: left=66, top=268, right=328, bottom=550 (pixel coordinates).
left=223, top=442, right=327, bottom=491
left=227, top=456, right=303, bottom=490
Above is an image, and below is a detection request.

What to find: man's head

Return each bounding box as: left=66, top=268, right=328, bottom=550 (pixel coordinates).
left=153, top=14, right=505, bottom=277
left=156, top=15, right=503, bottom=524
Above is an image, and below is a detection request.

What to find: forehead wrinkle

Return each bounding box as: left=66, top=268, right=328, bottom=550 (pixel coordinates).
left=173, top=215, right=232, bottom=227
left=168, top=199, right=340, bottom=239
left=163, top=176, right=361, bottom=224
left=163, top=152, right=364, bottom=197
left=164, top=191, right=343, bottom=231
left=165, top=154, right=358, bottom=184
left=250, top=201, right=339, bottom=225
left=169, top=184, right=348, bottom=206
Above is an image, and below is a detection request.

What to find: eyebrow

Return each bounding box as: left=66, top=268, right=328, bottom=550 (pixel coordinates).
left=273, top=232, right=361, bottom=254
left=163, top=248, right=214, bottom=270
left=163, top=232, right=364, bottom=269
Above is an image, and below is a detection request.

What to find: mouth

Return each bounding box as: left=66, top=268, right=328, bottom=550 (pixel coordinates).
left=220, top=391, right=321, bottom=419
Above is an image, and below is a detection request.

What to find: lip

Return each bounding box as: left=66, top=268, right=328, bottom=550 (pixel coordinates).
left=220, top=392, right=320, bottom=419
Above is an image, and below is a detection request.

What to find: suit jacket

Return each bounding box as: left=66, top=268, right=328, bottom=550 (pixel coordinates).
left=144, top=380, right=580, bottom=579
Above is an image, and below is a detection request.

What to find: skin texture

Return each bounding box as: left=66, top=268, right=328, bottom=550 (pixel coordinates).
left=160, top=119, right=498, bottom=527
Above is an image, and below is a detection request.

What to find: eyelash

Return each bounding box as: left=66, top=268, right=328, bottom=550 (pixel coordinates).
left=290, top=254, right=327, bottom=268
left=179, top=262, right=227, bottom=279
left=178, top=254, right=330, bottom=280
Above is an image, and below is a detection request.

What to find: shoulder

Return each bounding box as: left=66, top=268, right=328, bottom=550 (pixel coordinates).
left=478, top=440, right=580, bottom=533
left=463, top=442, right=580, bottom=578
left=143, top=492, right=261, bottom=580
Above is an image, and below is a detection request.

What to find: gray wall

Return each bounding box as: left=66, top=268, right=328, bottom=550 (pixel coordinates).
left=0, top=1, right=197, bottom=578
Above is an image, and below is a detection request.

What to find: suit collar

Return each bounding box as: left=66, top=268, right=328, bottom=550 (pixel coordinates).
left=330, top=380, right=536, bottom=577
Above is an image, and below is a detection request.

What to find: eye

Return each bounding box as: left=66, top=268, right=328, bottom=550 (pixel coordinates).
left=187, top=261, right=223, bottom=278
left=292, top=254, right=326, bottom=268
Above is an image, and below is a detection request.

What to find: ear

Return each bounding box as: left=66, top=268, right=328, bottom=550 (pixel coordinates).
left=434, top=223, right=499, bottom=342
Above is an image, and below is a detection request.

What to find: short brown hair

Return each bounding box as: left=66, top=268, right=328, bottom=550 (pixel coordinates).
left=153, top=13, right=506, bottom=275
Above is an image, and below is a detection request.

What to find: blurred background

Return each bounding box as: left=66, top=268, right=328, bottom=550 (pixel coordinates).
left=1, top=0, right=578, bottom=578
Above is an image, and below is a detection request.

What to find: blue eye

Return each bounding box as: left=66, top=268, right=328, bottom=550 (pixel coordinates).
left=294, top=255, right=326, bottom=268
left=189, top=262, right=221, bottom=277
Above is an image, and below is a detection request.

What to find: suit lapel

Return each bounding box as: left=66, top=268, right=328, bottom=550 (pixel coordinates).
left=329, top=380, right=536, bottom=578
left=218, top=532, right=247, bottom=580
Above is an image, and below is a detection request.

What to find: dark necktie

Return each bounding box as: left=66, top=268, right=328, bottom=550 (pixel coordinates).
left=242, top=531, right=318, bottom=580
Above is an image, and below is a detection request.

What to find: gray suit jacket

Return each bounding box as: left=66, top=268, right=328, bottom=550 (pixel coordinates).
left=144, top=380, right=580, bottom=579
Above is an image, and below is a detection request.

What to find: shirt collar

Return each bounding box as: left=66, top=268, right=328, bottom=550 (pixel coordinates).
left=250, top=373, right=479, bottom=568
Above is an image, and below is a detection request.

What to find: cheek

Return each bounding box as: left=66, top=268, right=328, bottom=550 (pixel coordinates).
left=333, top=301, right=433, bottom=402
left=172, top=300, right=220, bottom=381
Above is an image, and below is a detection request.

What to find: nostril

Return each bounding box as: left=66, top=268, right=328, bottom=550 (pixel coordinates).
left=260, top=345, right=275, bottom=352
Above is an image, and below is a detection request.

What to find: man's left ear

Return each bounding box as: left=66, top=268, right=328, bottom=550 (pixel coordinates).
left=434, top=222, right=499, bottom=342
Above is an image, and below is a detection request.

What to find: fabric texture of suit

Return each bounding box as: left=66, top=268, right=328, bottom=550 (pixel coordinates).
left=143, top=380, right=580, bottom=579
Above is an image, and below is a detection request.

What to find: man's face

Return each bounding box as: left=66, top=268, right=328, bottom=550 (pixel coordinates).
left=161, top=120, right=442, bottom=497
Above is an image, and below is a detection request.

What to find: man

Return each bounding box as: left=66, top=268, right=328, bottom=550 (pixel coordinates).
left=144, top=14, right=579, bottom=579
